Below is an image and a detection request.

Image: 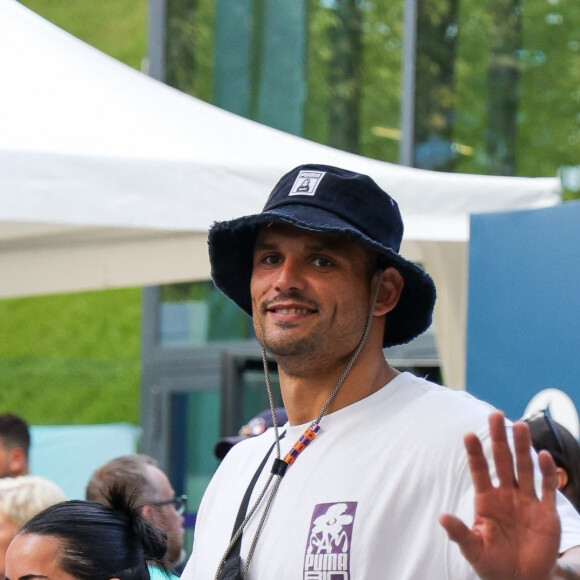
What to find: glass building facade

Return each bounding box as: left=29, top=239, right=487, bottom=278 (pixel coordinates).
left=156, top=0, right=580, bottom=182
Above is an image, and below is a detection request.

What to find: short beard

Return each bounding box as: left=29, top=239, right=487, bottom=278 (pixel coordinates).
left=254, top=291, right=321, bottom=357
left=256, top=320, right=361, bottom=378
left=262, top=330, right=318, bottom=358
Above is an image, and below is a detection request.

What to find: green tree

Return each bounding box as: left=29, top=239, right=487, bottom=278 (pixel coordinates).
left=486, top=0, right=522, bottom=175
left=327, top=0, right=363, bottom=153
left=415, top=0, right=461, bottom=171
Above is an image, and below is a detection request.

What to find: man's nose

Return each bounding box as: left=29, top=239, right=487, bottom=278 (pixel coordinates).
left=274, top=257, right=305, bottom=291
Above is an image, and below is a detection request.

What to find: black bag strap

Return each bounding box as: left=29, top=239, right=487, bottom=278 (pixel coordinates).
left=233, top=431, right=285, bottom=534
left=217, top=432, right=286, bottom=580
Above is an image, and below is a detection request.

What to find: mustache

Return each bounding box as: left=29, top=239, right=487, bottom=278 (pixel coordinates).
left=261, top=290, right=319, bottom=312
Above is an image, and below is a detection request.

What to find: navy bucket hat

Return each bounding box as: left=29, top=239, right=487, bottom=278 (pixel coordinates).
left=208, top=164, right=436, bottom=347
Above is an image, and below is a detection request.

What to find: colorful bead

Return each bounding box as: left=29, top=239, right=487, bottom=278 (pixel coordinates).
left=282, top=423, right=320, bottom=467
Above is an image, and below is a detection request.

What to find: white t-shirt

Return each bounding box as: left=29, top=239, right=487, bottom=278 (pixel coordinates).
left=182, top=373, right=580, bottom=579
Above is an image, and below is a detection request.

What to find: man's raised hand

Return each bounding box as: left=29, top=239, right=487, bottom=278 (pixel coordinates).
left=439, top=411, right=561, bottom=580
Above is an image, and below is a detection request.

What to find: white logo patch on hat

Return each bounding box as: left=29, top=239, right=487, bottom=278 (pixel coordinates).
left=289, top=170, right=326, bottom=196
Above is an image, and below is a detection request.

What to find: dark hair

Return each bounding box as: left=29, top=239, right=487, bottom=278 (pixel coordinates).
left=527, top=414, right=580, bottom=512
left=18, top=487, right=167, bottom=580
left=0, top=413, right=30, bottom=455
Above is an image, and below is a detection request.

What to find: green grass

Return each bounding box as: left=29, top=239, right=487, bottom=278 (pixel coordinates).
left=0, top=4, right=147, bottom=427
left=0, top=289, right=142, bottom=426
left=17, top=0, right=148, bottom=71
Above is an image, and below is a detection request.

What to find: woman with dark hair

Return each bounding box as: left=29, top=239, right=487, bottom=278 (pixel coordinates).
left=525, top=409, right=580, bottom=513
left=4, top=488, right=167, bottom=580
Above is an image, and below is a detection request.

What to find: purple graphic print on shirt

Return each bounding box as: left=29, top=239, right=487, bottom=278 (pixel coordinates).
left=303, top=502, right=357, bottom=580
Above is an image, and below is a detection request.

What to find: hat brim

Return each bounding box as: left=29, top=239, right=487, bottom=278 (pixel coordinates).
left=209, top=205, right=436, bottom=347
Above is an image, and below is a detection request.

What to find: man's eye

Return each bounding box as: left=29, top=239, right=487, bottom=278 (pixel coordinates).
left=262, top=255, right=280, bottom=265
left=312, top=257, right=333, bottom=267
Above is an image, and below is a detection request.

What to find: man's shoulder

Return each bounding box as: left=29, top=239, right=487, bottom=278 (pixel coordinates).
left=390, top=372, right=497, bottom=433
left=396, top=372, right=494, bottom=407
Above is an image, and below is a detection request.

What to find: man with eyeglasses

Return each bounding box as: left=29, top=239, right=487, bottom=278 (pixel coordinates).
left=86, top=454, right=185, bottom=579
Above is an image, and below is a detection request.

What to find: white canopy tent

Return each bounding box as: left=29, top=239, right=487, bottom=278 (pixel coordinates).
left=0, top=0, right=560, bottom=388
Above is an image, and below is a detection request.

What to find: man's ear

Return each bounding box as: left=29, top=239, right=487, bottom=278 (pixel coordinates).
left=8, top=447, right=27, bottom=476
left=556, top=466, right=569, bottom=491
left=141, top=503, right=153, bottom=520
left=373, top=267, right=404, bottom=317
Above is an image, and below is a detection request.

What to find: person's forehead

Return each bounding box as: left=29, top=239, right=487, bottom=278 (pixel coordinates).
left=6, top=533, right=68, bottom=580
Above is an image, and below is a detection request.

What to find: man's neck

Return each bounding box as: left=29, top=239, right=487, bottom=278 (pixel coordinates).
left=278, top=349, right=398, bottom=425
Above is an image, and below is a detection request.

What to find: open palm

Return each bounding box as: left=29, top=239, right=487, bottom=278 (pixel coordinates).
left=440, top=412, right=560, bottom=580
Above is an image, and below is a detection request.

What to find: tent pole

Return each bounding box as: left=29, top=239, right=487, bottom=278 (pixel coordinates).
left=400, top=0, right=417, bottom=167
left=147, top=0, right=166, bottom=81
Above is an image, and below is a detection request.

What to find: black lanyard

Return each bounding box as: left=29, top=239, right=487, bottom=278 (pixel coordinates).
left=217, top=432, right=286, bottom=580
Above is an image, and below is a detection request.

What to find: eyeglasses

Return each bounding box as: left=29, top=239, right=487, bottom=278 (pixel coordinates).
left=151, top=494, right=187, bottom=515
left=542, top=408, right=564, bottom=453
left=525, top=408, right=564, bottom=454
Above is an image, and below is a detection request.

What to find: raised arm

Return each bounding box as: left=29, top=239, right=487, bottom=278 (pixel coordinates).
left=439, top=411, right=580, bottom=580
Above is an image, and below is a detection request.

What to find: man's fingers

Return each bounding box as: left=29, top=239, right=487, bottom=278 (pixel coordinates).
left=464, top=432, right=493, bottom=493
left=439, top=513, right=469, bottom=542
left=439, top=514, right=482, bottom=563
left=513, top=420, right=536, bottom=496
left=537, top=449, right=558, bottom=506
left=491, top=414, right=557, bottom=499
left=489, top=411, right=517, bottom=488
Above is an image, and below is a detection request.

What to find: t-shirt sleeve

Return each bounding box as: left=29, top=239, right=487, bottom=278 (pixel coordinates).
left=557, top=492, right=580, bottom=553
